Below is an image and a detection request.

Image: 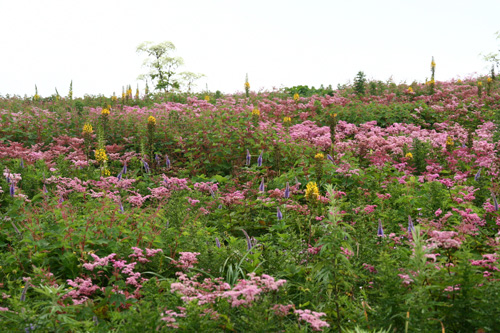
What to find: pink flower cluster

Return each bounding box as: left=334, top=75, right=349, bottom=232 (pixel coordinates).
left=170, top=271, right=286, bottom=309
left=65, top=248, right=163, bottom=305
left=294, top=309, right=330, bottom=331
left=160, top=308, right=186, bottom=329
left=129, top=247, right=163, bottom=263
left=220, top=190, right=245, bottom=206
left=223, top=273, right=287, bottom=307
left=340, top=246, right=354, bottom=260
left=171, top=252, right=200, bottom=270
left=427, top=230, right=462, bottom=249
left=470, top=253, right=499, bottom=275
left=398, top=274, right=414, bottom=286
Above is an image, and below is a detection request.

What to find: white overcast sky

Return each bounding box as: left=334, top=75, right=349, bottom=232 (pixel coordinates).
left=1, top=0, right=499, bottom=97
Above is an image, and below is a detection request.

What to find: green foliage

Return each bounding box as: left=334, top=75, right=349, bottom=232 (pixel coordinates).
left=284, top=84, right=334, bottom=97
left=353, top=71, right=367, bottom=96
left=137, top=41, right=185, bottom=93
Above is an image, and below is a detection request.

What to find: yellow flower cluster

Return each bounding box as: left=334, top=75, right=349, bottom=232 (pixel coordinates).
left=446, top=136, right=454, bottom=146
left=101, top=108, right=110, bottom=116
left=111, top=94, right=117, bottom=102
left=407, top=87, right=414, bottom=93
left=103, top=168, right=111, bottom=177
left=283, top=116, right=292, bottom=123
left=82, top=123, right=93, bottom=135
left=487, top=77, right=493, bottom=83
left=426, top=79, right=435, bottom=86
left=293, top=93, right=300, bottom=102
left=305, top=182, right=320, bottom=201
left=204, top=95, right=210, bottom=101
left=34, top=94, right=40, bottom=101
left=148, top=115, right=156, bottom=126
left=314, top=153, right=324, bottom=160
left=405, top=152, right=413, bottom=159
left=251, top=108, right=260, bottom=117
left=245, top=81, right=250, bottom=89
left=95, top=148, right=108, bottom=163
left=478, top=81, right=483, bottom=87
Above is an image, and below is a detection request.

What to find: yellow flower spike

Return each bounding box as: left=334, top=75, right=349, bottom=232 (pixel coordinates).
left=305, top=181, right=320, bottom=202
left=446, top=136, right=454, bottom=146
left=204, top=95, right=210, bottom=101
left=283, top=116, right=292, bottom=123
left=148, top=115, right=157, bottom=126
left=314, top=153, right=324, bottom=160
left=251, top=108, right=260, bottom=117
left=111, top=94, right=117, bottom=102
left=293, top=93, right=300, bottom=102
left=82, top=123, right=93, bottom=135
left=487, top=77, right=493, bottom=83
left=101, top=108, right=110, bottom=116
left=478, top=81, right=483, bottom=87
left=95, top=148, right=108, bottom=163
left=405, top=152, right=413, bottom=159
left=407, top=87, right=414, bottom=93
left=244, top=81, right=250, bottom=89
left=431, top=60, right=436, bottom=69
left=103, top=168, right=111, bottom=177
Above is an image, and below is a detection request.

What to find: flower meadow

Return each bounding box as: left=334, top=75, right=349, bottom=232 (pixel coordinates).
left=1, top=76, right=500, bottom=332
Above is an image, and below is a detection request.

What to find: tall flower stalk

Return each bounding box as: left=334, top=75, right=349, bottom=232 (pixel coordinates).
left=244, top=74, right=250, bottom=98
left=147, top=115, right=157, bottom=168
left=82, top=122, right=93, bottom=161
left=429, top=56, right=436, bottom=95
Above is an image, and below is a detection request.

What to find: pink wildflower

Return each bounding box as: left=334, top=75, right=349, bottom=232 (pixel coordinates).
left=294, top=309, right=330, bottom=331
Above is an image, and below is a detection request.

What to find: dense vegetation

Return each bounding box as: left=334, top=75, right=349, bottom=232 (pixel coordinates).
left=1, top=75, right=500, bottom=332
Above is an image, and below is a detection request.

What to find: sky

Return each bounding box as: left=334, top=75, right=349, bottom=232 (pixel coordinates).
left=0, top=0, right=499, bottom=98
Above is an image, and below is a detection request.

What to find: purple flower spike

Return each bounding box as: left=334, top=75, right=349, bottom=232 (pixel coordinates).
left=165, top=154, right=171, bottom=169
left=155, top=154, right=160, bottom=165
left=494, top=194, right=499, bottom=212
left=377, top=219, right=384, bottom=237
left=215, top=237, right=221, bottom=248
left=119, top=201, right=124, bottom=213
left=246, top=149, right=251, bottom=166
left=259, top=178, right=265, bottom=192
left=209, top=186, right=216, bottom=198
left=257, top=151, right=263, bottom=167
left=117, top=172, right=122, bottom=181
left=58, top=197, right=64, bottom=204
left=408, top=215, right=415, bottom=234
left=474, top=168, right=481, bottom=181
left=6, top=175, right=10, bottom=183
left=9, top=183, right=15, bottom=197
left=277, top=207, right=283, bottom=221
left=241, top=229, right=253, bottom=251
left=20, top=158, right=24, bottom=168
left=122, top=163, right=127, bottom=174
left=284, top=182, right=290, bottom=199
left=43, top=184, right=48, bottom=194
left=327, top=154, right=334, bottom=162
left=143, top=160, right=150, bottom=173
